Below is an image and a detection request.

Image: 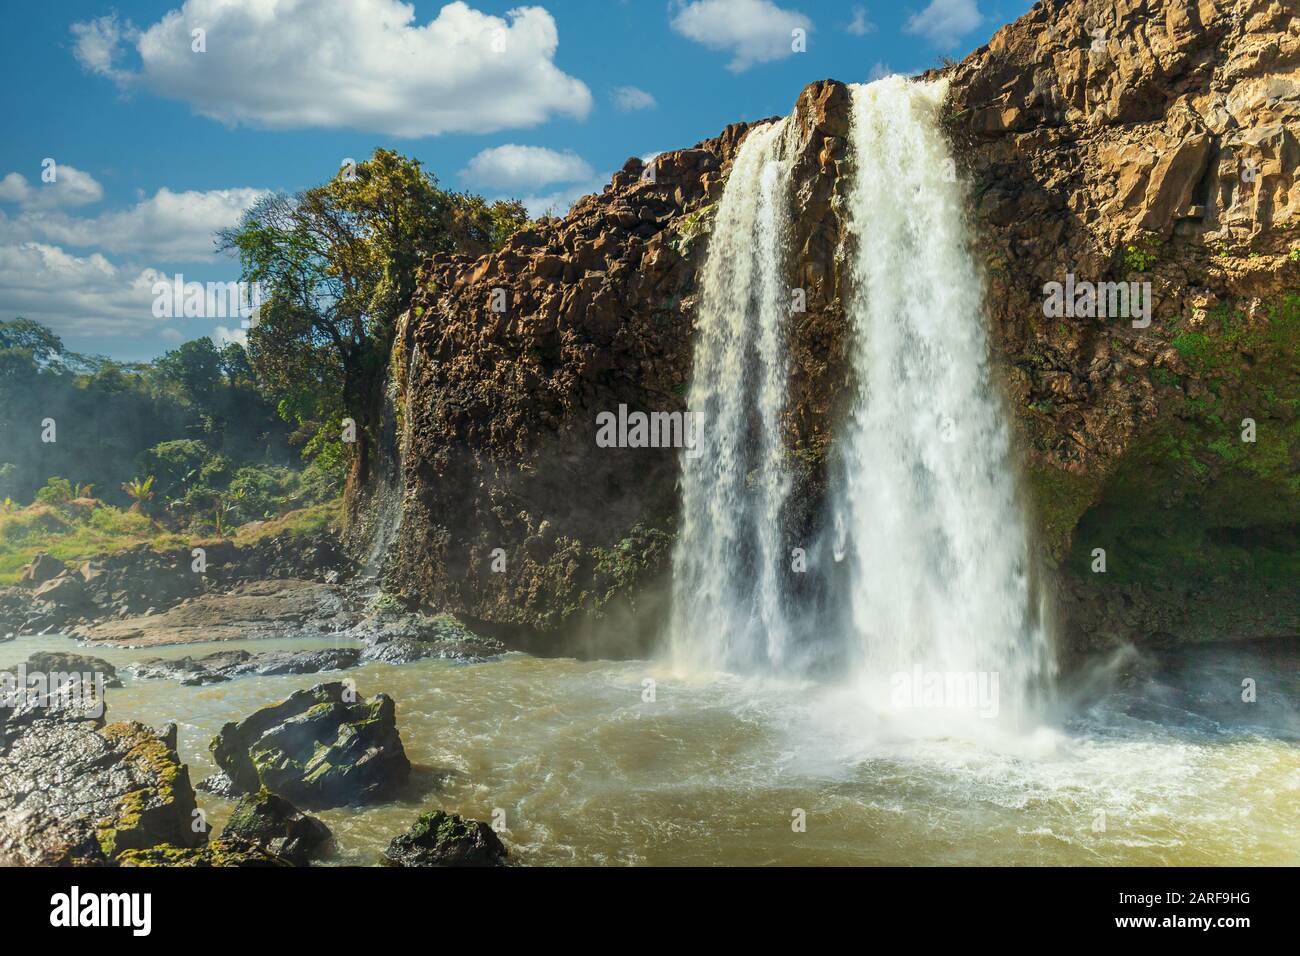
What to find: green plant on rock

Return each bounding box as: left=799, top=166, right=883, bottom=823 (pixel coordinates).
left=1122, top=233, right=1161, bottom=273
left=121, top=475, right=155, bottom=514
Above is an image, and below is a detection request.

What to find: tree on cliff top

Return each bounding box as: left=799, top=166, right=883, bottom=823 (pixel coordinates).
left=218, top=148, right=528, bottom=485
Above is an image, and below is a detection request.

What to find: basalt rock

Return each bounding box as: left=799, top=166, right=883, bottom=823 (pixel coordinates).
left=210, top=682, right=411, bottom=809
left=355, top=611, right=507, bottom=663
left=382, top=810, right=508, bottom=867
left=20, top=553, right=67, bottom=587
left=0, top=714, right=204, bottom=865
left=219, top=789, right=332, bottom=865
left=372, top=0, right=1298, bottom=661
left=128, top=646, right=360, bottom=684
left=937, top=0, right=1300, bottom=658
left=380, top=83, right=851, bottom=656
left=23, top=651, right=122, bottom=687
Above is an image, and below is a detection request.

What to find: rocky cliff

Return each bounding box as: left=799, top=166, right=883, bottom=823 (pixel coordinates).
left=375, top=0, right=1298, bottom=662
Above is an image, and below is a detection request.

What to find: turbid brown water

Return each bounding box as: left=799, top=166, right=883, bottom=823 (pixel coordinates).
left=1, top=633, right=1295, bottom=866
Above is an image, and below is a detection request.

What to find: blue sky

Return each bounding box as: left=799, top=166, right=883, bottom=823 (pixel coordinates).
left=0, top=0, right=1034, bottom=360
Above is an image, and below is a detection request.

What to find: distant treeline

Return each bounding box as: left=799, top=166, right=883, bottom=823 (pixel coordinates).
left=0, top=318, right=339, bottom=530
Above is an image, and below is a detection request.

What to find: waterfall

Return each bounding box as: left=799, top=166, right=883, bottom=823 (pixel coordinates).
left=670, top=118, right=797, bottom=673
left=833, top=76, right=1051, bottom=723
left=670, top=76, right=1052, bottom=725
left=362, top=331, right=419, bottom=582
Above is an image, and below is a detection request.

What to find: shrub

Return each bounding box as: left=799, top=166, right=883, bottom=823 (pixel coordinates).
left=34, top=477, right=75, bottom=505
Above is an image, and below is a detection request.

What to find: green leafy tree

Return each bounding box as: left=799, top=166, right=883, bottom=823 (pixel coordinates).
left=218, top=148, right=528, bottom=485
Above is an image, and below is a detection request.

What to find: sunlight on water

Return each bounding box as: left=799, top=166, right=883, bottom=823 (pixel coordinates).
left=3, top=633, right=1294, bottom=866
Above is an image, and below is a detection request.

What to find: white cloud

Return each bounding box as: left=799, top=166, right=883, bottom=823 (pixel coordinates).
left=70, top=0, right=593, bottom=137
left=612, top=86, right=657, bottom=111
left=671, top=0, right=812, bottom=72
left=0, top=187, right=265, bottom=261
left=211, top=325, right=249, bottom=348
left=70, top=14, right=135, bottom=79
left=461, top=145, right=595, bottom=192
left=846, top=5, right=876, bottom=36
left=0, top=165, right=104, bottom=210
left=903, top=0, right=983, bottom=48
left=0, top=242, right=166, bottom=338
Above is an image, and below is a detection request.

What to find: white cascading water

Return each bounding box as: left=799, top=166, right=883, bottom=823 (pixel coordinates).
left=670, top=118, right=797, bottom=673
left=671, top=75, right=1052, bottom=727
left=833, top=76, right=1052, bottom=724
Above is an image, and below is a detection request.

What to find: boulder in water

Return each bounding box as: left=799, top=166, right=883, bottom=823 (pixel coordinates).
left=210, top=681, right=410, bottom=809
left=220, top=789, right=331, bottom=865
left=23, top=651, right=122, bottom=688
left=382, top=810, right=508, bottom=867
left=129, top=646, right=359, bottom=685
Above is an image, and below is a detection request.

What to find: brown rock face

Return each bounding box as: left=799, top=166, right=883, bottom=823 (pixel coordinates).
left=380, top=0, right=1298, bottom=659
left=941, top=0, right=1299, bottom=660
left=944, top=0, right=1299, bottom=475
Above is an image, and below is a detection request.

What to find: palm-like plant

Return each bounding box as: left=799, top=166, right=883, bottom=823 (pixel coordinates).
left=121, top=476, right=155, bottom=513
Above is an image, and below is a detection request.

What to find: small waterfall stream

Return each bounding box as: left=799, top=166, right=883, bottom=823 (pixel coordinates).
left=669, top=118, right=797, bottom=673
left=362, top=332, right=419, bottom=582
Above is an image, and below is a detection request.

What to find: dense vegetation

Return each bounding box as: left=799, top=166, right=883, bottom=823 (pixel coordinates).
left=0, top=149, right=528, bottom=572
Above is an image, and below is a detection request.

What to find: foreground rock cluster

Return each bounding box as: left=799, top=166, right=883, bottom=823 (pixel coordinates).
left=0, top=660, right=508, bottom=866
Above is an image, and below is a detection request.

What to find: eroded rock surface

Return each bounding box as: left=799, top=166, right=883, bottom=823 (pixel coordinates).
left=0, top=712, right=203, bottom=865
left=127, top=647, right=360, bottom=684
left=219, top=789, right=332, bottom=865
left=73, top=579, right=357, bottom=646
left=210, top=681, right=411, bottom=809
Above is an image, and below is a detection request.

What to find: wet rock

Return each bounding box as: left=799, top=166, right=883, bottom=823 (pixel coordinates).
left=219, top=789, right=331, bottom=865
left=128, top=650, right=251, bottom=684
left=357, top=613, right=505, bottom=664
left=117, top=838, right=288, bottom=867
left=196, top=770, right=238, bottom=798
left=210, top=681, right=410, bottom=809
left=128, top=646, right=360, bottom=684
left=0, top=808, right=110, bottom=866
left=382, top=811, right=508, bottom=867
left=0, top=662, right=108, bottom=743
left=0, top=716, right=204, bottom=864
left=222, top=647, right=360, bottom=679
left=24, top=651, right=122, bottom=688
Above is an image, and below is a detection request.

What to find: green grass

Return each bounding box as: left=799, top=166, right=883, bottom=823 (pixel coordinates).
left=0, top=503, right=185, bottom=584
left=0, top=497, right=342, bottom=585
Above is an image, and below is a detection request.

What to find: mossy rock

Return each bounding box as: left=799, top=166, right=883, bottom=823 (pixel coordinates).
left=210, top=682, right=410, bottom=809
left=219, top=788, right=331, bottom=865
left=117, top=838, right=289, bottom=867
left=382, top=810, right=508, bottom=867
